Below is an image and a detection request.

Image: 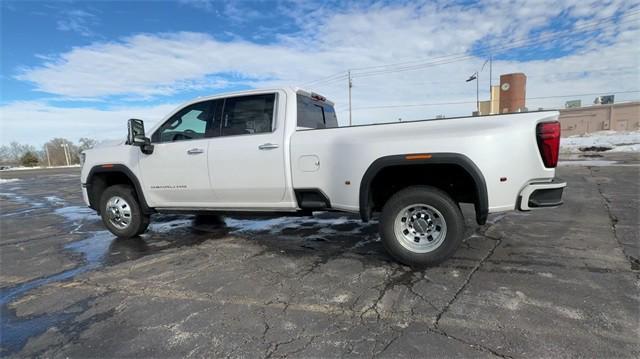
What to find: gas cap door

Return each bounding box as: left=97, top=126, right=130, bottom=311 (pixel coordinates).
left=299, top=155, right=320, bottom=172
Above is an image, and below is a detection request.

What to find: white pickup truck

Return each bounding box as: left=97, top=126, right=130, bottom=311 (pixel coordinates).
left=81, top=87, right=566, bottom=266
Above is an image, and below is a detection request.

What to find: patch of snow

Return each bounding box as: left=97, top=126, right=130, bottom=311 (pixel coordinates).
left=558, top=160, right=638, bottom=167
left=224, top=215, right=358, bottom=234
left=54, top=206, right=100, bottom=223
left=558, top=160, right=618, bottom=166
left=0, top=178, right=20, bottom=184
left=2, top=165, right=81, bottom=171
left=561, top=130, right=640, bottom=153
left=45, top=196, right=66, bottom=205
left=147, top=218, right=194, bottom=233
left=0, top=192, right=44, bottom=209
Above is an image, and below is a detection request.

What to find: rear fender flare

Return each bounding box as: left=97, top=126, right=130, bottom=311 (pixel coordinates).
left=359, top=153, right=488, bottom=225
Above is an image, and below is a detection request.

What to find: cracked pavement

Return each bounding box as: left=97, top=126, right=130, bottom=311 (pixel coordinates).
left=1, top=153, right=638, bottom=358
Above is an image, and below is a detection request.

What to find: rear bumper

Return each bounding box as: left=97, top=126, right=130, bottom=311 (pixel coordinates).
left=518, top=177, right=566, bottom=211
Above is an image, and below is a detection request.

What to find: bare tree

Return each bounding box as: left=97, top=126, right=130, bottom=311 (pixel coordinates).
left=42, top=138, right=79, bottom=166
left=78, top=137, right=97, bottom=152
left=0, top=142, right=36, bottom=165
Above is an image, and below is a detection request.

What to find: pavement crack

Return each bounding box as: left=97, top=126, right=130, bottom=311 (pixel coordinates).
left=359, top=267, right=402, bottom=323
left=430, top=237, right=512, bottom=358
left=434, top=238, right=502, bottom=328
left=589, top=167, right=639, bottom=271
left=371, top=328, right=403, bottom=358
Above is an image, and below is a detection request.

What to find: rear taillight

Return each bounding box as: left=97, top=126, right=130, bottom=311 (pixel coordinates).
left=536, top=122, right=561, bottom=168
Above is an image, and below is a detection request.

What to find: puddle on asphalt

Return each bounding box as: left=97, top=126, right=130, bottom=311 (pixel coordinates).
left=0, top=188, right=379, bottom=355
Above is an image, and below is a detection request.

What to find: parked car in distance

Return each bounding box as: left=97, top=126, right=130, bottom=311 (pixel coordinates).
left=80, top=87, right=566, bottom=266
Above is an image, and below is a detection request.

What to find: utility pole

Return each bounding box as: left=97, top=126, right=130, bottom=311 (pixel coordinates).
left=45, top=144, right=51, bottom=167
left=476, top=71, right=479, bottom=114
left=348, top=70, right=353, bottom=126
left=61, top=144, right=70, bottom=166
left=489, top=55, right=493, bottom=113
left=489, top=55, right=493, bottom=94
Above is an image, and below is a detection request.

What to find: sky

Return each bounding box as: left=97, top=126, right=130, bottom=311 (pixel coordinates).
left=1, top=0, right=639, bottom=146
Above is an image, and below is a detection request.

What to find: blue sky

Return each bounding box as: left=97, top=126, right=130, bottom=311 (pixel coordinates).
left=1, top=0, right=639, bottom=145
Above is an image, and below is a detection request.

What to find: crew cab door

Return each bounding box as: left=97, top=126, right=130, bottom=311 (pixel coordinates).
left=138, top=99, right=219, bottom=207
left=207, top=92, right=289, bottom=207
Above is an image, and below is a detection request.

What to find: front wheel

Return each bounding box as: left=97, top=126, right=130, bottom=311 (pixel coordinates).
left=379, top=186, right=465, bottom=267
left=99, top=184, right=150, bottom=238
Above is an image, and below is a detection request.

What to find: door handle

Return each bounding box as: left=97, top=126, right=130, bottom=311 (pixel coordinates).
left=258, top=143, right=279, bottom=150
left=187, top=148, right=204, bottom=154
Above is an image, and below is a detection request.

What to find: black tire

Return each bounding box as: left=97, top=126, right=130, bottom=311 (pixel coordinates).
left=99, top=184, right=150, bottom=238
left=379, top=186, right=464, bottom=267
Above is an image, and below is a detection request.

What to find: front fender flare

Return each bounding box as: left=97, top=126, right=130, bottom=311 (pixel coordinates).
left=85, top=164, right=153, bottom=214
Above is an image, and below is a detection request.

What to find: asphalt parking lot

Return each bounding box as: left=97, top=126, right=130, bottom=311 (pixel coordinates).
left=1, top=154, right=638, bottom=358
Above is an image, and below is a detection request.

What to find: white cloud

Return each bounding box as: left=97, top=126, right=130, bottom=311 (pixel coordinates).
left=56, top=9, right=99, bottom=37
left=5, top=0, right=640, bottom=144
left=0, top=102, right=178, bottom=146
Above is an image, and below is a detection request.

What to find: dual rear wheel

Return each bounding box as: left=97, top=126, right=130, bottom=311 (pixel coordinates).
left=379, top=186, right=465, bottom=267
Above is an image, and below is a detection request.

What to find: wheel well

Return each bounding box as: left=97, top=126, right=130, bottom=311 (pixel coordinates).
left=361, top=155, right=488, bottom=225
left=370, top=163, right=476, bottom=209
left=86, top=167, right=151, bottom=214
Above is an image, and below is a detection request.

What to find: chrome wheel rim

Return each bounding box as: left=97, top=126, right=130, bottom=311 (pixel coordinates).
left=394, top=203, right=447, bottom=253
left=105, top=196, right=132, bottom=230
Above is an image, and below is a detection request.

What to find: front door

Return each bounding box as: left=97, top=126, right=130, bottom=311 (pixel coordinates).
left=139, top=100, right=217, bottom=207
left=208, top=93, right=288, bottom=207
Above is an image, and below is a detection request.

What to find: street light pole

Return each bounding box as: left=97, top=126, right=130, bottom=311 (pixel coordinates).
left=348, top=70, right=353, bottom=126
left=466, top=71, right=479, bottom=115
left=467, top=58, right=490, bottom=116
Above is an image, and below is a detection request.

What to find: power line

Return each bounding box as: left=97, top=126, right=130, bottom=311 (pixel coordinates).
left=331, top=66, right=638, bottom=89
left=301, top=71, right=349, bottom=87
left=300, top=10, right=639, bottom=87
left=350, top=17, right=639, bottom=80
left=350, top=10, right=640, bottom=75
left=334, top=90, right=640, bottom=112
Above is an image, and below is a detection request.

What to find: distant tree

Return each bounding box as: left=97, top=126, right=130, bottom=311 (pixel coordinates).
left=20, top=151, right=40, bottom=167
left=78, top=137, right=97, bottom=152
left=0, top=145, right=11, bottom=165
left=0, top=142, right=36, bottom=165
left=43, top=138, right=79, bottom=166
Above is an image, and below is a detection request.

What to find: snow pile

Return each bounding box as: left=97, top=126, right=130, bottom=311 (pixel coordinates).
left=561, top=131, right=640, bottom=153
left=0, top=165, right=81, bottom=171
left=0, top=178, right=20, bottom=184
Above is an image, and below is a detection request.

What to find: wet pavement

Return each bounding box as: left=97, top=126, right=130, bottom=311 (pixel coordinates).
left=0, top=154, right=638, bottom=358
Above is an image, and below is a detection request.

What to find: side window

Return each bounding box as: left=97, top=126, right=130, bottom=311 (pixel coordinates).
left=297, top=95, right=338, bottom=129
left=323, top=105, right=338, bottom=128
left=221, top=94, right=275, bottom=136
left=153, top=101, right=213, bottom=143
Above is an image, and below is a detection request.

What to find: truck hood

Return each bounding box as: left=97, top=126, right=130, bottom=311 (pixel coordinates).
left=94, top=139, right=125, bottom=149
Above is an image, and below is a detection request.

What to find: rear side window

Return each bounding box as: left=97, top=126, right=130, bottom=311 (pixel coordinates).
left=221, top=94, right=275, bottom=136
left=297, top=95, right=338, bottom=129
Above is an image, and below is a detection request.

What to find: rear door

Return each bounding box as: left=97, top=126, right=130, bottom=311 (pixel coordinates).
left=139, top=99, right=219, bottom=206
left=207, top=92, right=288, bottom=207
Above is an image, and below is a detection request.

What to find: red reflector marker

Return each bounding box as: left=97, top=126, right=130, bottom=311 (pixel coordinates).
left=536, top=122, right=561, bottom=168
